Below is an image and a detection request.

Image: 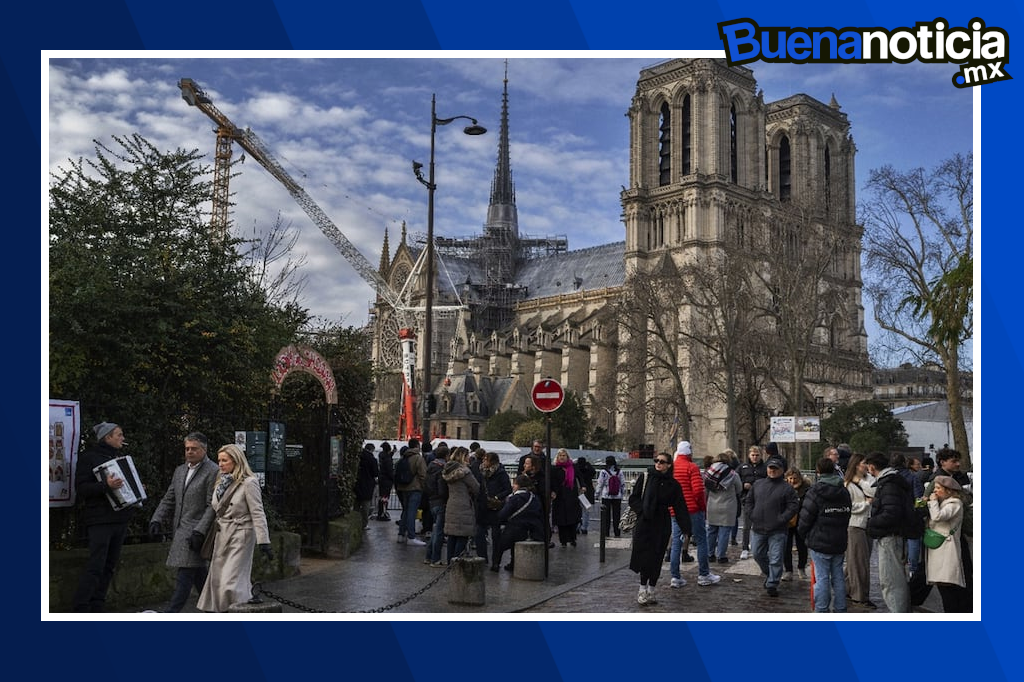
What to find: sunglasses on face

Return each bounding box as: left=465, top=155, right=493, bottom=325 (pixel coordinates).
left=654, top=459, right=671, bottom=465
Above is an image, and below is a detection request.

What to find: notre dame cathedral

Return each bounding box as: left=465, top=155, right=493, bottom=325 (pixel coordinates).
left=369, top=58, right=873, bottom=456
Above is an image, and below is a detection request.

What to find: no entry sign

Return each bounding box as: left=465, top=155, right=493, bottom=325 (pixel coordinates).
left=531, top=378, right=564, bottom=412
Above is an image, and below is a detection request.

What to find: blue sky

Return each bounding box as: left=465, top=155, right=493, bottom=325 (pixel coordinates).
left=47, top=54, right=973, bottom=363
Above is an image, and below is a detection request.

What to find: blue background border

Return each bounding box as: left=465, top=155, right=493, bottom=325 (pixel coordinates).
left=27, top=1, right=1008, bottom=677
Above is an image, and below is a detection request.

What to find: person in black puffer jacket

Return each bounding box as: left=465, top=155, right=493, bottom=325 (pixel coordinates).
left=798, top=458, right=852, bottom=613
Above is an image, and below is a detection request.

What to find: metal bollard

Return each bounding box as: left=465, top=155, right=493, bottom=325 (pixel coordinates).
left=600, top=502, right=608, bottom=563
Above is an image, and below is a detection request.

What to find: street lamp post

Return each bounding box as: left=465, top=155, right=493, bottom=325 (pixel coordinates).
left=413, top=94, right=486, bottom=442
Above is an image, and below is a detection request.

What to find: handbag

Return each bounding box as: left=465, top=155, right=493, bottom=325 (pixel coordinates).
left=922, top=527, right=948, bottom=549
left=619, top=506, right=638, bottom=533
left=200, top=524, right=218, bottom=560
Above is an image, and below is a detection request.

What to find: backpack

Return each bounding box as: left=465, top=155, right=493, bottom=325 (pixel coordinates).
left=424, top=462, right=442, bottom=499
left=606, top=469, right=621, bottom=496
left=394, top=455, right=414, bottom=486
left=703, top=462, right=729, bottom=493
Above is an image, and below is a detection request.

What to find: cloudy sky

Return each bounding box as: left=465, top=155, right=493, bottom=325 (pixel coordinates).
left=46, top=53, right=973, bottom=356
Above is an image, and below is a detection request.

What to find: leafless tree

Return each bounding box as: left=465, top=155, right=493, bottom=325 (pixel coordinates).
left=861, top=153, right=973, bottom=465
left=242, top=212, right=309, bottom=309
left=742, top=201, right=849, bottom=424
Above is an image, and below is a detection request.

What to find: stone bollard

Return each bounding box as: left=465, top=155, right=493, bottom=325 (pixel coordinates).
left=513, top=541, right=546, bottom=581
left=448, top=556, right=486, bottom=605
left=227, top=599, right=282, bottom=614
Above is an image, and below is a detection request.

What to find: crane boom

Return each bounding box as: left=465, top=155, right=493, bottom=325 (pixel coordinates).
left=179, top=77, right=402, bottom=312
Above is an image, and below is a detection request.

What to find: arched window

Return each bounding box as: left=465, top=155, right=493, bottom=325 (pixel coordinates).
left=659, top=102, right=671, bottom=186
left=779, top=135, right=792, bottom=202
left=730, top=104, right=738, bottom=183
left=824, top=144, right=832, bottom=212
left=681, top=95, right=692, bottom=176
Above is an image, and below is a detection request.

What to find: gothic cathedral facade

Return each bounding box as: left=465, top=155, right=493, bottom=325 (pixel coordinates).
left=369, top=58, right=873, bottom=456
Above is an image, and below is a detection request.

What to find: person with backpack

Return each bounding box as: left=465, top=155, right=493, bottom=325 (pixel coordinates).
left=865, top=451, right=914, bottom=613
left=705, top=451, right=742, bottom=564
left=596, top=455, right=625, bottom=538
left=422, top=446, right=449, bottom=566
left=395, top=438, right=427, bottom=546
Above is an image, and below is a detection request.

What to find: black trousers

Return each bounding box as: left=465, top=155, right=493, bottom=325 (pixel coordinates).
left=73, top=522, right=128, bottom=612
left=167, top=566, right=209, bottom=613
left=601, top=498, right=622, bottom=537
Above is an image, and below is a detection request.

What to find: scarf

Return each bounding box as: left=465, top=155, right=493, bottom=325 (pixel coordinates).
left=641, top=467, right=670, bottom=520
left=215, top=473, right=234, bottom=499
left=556, top=458, right=575, bottom=489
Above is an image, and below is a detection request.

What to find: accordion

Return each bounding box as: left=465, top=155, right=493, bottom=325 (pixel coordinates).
left=93, top=456, right=147, bottom=510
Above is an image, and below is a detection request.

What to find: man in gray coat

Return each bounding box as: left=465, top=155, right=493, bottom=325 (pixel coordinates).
left=149, top=432, right=219, bottom=612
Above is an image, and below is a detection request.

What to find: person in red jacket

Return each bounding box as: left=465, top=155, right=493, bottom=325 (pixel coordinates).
left=669, top=441, right=721, bottom=588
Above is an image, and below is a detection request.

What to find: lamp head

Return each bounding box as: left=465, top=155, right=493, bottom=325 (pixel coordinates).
left=463, top=123, right=487, bottom=136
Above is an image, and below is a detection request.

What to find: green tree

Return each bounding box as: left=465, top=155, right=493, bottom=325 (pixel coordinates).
left=49, top=134, right=306, bottom=543
left=512, top=420, right=564, bottom=449
left=483, top=410, right=528, bottom=441
left=545, top=389, right=588, bottom=450
left=821, top=400, right=908, bottom=451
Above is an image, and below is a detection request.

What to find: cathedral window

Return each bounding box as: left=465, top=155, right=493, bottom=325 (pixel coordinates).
left=779, top=135, right=792, bottom=202
left=681, top=95, right=692, bottom=176
left=824, top=144, right=832, bottom=212
left=730, top=104, right=738, bottom=183
left=659, top=102, right=671, bottom=186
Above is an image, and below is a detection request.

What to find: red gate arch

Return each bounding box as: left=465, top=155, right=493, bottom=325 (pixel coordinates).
left=270, top=344, right=337, bottom=404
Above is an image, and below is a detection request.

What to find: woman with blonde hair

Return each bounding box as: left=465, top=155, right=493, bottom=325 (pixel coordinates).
left=926, top=475, right=969, bottom=612
left=551, top=448, right=582, bottom=547
left=197, top=443, right=272, bottom=612
left=843, top=452, right=875, bottom=608
left=441, top=446, right=479, bottom=562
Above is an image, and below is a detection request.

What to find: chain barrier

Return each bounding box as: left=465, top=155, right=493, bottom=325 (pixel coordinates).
left=250, top=542, right=474, bottom=614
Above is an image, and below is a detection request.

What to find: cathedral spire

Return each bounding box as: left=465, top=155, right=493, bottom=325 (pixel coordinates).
left=486, top=60, right=517, bottom=231
left=379, top=224, right=391, bottom=274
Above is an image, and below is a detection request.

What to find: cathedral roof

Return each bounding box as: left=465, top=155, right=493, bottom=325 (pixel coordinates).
left=514, top=241, right=626, bottom=301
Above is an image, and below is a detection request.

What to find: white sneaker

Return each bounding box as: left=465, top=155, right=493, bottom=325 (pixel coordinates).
left=637, top=587, right=650, bottom=605
left=646, top=586, right=657, bottom=604
left=797, top=568, right=808, bottom=580
left=670, top=577, right=687, bottom=588
left=697, top=573, right=721, bottom=586
left=396, top=534, right=407, bottom=544
left=408, top=537, right=427, bottom=546
left=781, top=571, right=793, bottom=581
left=740, top=549, right=750, bottom=560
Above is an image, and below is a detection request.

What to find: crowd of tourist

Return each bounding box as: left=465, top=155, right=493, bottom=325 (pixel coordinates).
left=362, top=437, right=973, bottom=613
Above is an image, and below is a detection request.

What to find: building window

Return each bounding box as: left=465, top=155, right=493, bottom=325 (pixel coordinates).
left=681, top=95, right=691, bottom=176
left=471, top=423, right=479, bottom=440
left=824, top=144, right=832, bottom=211
left=659, top=102, right=671, bottom=186
left=779, top=135, right=792, bottom=201
left=730, top=104, right=738, bottom=183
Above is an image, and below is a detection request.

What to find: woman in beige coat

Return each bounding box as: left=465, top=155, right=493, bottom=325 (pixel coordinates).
left=197, top=444, right=272, bottom=612
left=926, top=475, right=968, bottom=612
left=441, top=447, right=479, bottom=563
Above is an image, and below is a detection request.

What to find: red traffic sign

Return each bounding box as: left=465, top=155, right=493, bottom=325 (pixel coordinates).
left=531, top=379, right=564, bottom=413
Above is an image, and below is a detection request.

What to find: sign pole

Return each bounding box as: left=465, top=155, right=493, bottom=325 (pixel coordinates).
left=531, top=377, right=564, bottom=579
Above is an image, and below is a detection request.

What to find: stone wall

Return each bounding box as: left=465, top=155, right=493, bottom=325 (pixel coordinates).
left=48, top=531, right=301, bottom=613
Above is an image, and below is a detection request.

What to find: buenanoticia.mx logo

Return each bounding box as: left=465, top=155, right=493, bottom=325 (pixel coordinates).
left=718, top=17, right=1009, bottom=88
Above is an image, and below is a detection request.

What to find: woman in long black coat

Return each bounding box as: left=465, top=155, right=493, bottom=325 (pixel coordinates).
left=629, top=455, right=690, bottom=605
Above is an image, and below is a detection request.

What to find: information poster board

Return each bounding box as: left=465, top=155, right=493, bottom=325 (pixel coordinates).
left=48, top=399, right=80, bottom=508
left=235, top=430, right=267, bottom=472
left=268, top=421, right=285, bottom=472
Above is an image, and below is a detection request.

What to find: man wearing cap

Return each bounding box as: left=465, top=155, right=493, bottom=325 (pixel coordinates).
left=743, top=454, right=800, bottom=597
left=670, top=441, right=720, bottom=588
left=148, top=432, right=219, bottom=612
left=73, top=421, right=136, bottom=612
